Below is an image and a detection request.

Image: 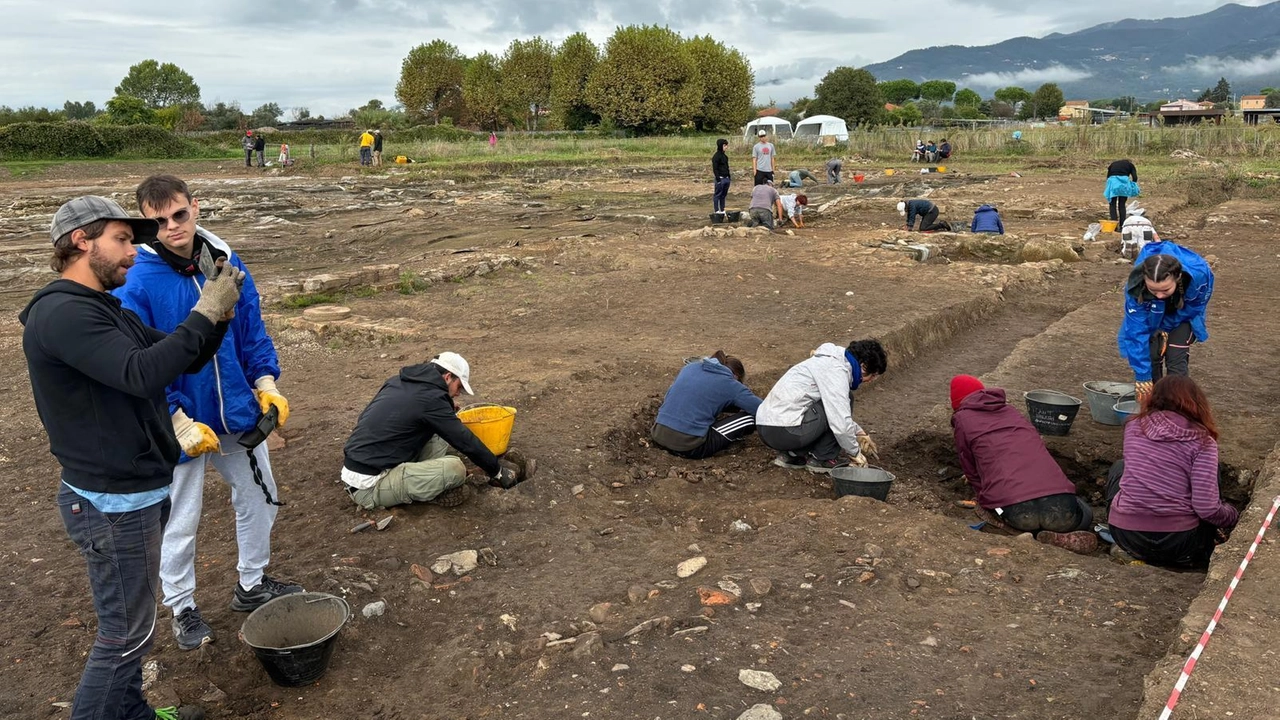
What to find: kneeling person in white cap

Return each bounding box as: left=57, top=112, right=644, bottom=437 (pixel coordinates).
left=341, top=352, right=519, bottom=509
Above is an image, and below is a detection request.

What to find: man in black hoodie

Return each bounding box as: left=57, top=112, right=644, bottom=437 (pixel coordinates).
left=342, top=352, right=520, bottom=509
left=20, top=196, right=242, bottom=720
left=711, top=138, right=731, bottom=215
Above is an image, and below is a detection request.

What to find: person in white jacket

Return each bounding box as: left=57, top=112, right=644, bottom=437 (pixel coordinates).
left=756, top=340, right=888, bottom=473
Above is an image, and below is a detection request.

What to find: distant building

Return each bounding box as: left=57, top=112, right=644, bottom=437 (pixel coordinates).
left=1241, top=95, right=1267, bottom=110
left=1155, top=99, right=1226, bottom=125
left=1160, top=99, right=1215, bottom=112
left=1058, top=101, right=1091, bottom=120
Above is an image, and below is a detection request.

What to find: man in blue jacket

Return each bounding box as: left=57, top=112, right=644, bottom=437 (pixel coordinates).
left=970, top=205, right=1004, bottom=234
left=23, top=196, right=242, bottom=720
left=1118, top=240, right=1213, bottom=401
left=115, top=175, right=301, bottom=652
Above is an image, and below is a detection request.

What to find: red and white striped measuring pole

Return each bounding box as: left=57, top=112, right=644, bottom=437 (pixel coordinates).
left=1158, top=494, right=1280, bottom=720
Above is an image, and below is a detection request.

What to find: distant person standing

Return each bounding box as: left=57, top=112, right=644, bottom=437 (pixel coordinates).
left=711, top=138, right=732, bottom=215
left=826, top=157, right=843, bottom=184
left=752, top=129, right=777, bottom=186
left=372, top=130, right=384, bottom=166
left=489, top=131, right=498, bottom=149
left=252, top=133, right=266, bottom=168
left=242, top=131, right=255, bottom=168
left=1106, top=158, right=1140, bottom=223
left=358, top=129, right=375, bottom=166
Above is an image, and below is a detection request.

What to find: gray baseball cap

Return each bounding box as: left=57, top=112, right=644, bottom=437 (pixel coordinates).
left=50, top=196, right=159, bottom=245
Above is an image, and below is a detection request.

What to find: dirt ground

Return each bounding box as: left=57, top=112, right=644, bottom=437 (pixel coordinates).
left=1, top=156, right=1278, bottom=719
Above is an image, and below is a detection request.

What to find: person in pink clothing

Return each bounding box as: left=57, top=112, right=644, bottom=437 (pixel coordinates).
left=949, top=375, right=1097, bottom=554
left=1105, top=376, right=1238, bottom=568
left=488, top=132, right=498, bottom=149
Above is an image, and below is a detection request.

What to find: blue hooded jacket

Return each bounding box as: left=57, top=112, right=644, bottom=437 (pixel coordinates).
left=654, top=358, right=762, bottom=437
left=1117, top=241, right=1213, bottom=381
left=114, top=228, right=280, bottom=440
left=970, top=205, right=1004, bottom=234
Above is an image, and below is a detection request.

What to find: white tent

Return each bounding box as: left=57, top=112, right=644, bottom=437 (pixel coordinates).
left=743, top=116, right=793, bottom=140
left=794, top=115, right=849, bottom=142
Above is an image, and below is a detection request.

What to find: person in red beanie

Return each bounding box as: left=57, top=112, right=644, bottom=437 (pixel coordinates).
left=949, top=375, right=1098, bottom=554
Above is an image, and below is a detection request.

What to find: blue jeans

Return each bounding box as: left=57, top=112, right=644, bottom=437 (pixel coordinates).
left=713, top=177, right=731, bottom=212
left=58, top=484, right=170, bottom=720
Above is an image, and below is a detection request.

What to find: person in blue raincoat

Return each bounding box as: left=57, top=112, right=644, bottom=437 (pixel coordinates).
left=1105, top=159, right=1140, bottom=223
left=1117, top=240, right=1213, bottom=402
left=970, top=204, right=1004, bottom=234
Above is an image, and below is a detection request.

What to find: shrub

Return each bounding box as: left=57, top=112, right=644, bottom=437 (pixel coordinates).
left=0, top=121, right=203, bottom=160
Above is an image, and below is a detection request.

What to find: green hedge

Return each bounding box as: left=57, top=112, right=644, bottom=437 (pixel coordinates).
left=0, top=122, right=205, bottom=160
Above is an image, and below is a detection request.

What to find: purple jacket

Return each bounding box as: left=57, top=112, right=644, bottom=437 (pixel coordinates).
left=951, top=388, right=1076, bottom=509
left=1109, top=411, right=1238, bottom=533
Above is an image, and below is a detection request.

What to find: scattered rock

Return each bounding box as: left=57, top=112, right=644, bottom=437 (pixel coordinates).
left=432, top=550, right=479, bottom=576
left=739, top=668, right=782, bottom=692
left=141, top=660, right=161, bottom=692
left=624, top=616, right=671, bottom=638
left=628, top=584, right=649, bottom=604
left=200, top=686, right=228, bottom=704
left=731, top=519, right=753, bottom=533
left=374, top=557, right=402, bottom=571
left=612, top=663, right=631, bottom=672
left=920, top=636, right=939, bottom=647
left=572, top=632, right=603, bottom=659
left=697, top=587, right=739, bottom=606
left=362, top=601, right=386, bottom=618
left=838, top=599, right=856, bottom=610
left=478, top=547, right=499, bottom=566
left=736, top=704, right=783, bottom=720
left=687, top=543, right=702, bottom=553
left=589, top=602, right=612, bottom=624
left=1015, top=532, right=1036, bottom=542
left=672, top=626, right=709, bottom=638
left=746, top=602, right=762, bottom=612
left=987, top=547, right=1012, bottom=556
left=750, top=577, right=773, bottom=596
left=717, top=580, right=743, bottom=597
left=906, top=577, right=921, bottom=589
left=571, top=484, right=585, bottom=496
left=677, top=556, right=708, bottom=578
left=864, top=543, right=884, bottom=558
left=681, top=664, right=697, bottom=673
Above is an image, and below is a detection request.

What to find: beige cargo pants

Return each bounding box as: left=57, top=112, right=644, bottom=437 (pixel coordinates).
left=349, top=436, right=467, bottom=509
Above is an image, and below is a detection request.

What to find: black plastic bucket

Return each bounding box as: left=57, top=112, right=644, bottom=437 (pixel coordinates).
left=709, top=210, right=743, bottom=224
left=830, top=466, right=895, bottom=502
left=240, top=592, right=349, bottom=687
left=1023, top=390, right=1083, bottom=436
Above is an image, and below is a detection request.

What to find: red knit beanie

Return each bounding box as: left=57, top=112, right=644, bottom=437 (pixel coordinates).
left=950, top=375, right=985, bottom=410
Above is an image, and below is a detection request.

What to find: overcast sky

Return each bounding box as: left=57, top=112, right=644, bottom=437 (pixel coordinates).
left=0, top=0, right=1270, bottom=116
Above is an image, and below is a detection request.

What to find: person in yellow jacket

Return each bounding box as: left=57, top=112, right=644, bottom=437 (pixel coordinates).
left=358, top=129, right=374, bottom=166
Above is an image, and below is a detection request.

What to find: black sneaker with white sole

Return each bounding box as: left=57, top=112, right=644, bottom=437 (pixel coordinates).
left=772, top=453, right=807, bottom=469
left=171, top=606, right=213, bottom=651
left=230, top=575, right=304, bottom=612
left=805, top=456, right=850, bottom=475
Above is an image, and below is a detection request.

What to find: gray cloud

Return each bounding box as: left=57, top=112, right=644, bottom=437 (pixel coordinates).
left=1161, top=50, right=1280, bottom=77
left=959, top=65, right=1094, bottom=88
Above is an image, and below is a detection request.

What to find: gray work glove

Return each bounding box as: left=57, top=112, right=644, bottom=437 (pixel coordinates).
left=192, top=258, right=246, bottom=323
left=489, top=460, right=522, bottom=489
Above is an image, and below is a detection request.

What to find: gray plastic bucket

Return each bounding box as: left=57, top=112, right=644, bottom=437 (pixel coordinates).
left=241, top=592, right=350, bottom=687
left=1082, top=381, right=1136, bottom=425
left=1113, top=400, right=1141, bottom=422
left=1023, top=390, right=1083, bottom=436
left=830, top=466, right=895, bottom=502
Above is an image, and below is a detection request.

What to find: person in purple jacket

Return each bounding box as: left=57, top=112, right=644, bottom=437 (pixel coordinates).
left=949, top=375, right=1097, bottom=554
left=1105, top=376, right=1238, bottom=568
left=650, top=351, right=762, bottom=459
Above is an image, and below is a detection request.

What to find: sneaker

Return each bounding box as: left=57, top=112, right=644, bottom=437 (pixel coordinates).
left=230, top=575, right=304, bottom=612
left=805, top=456, right=850, bottom=475
left=155, top=706, right=205, bottom=720
left=429, top=483, right=474, bottom=507
left=1036, top=530, right=1100, bottom=555
left=772, top=453, right=807, bottom=470
left=171, top=606, right=213, bottom=651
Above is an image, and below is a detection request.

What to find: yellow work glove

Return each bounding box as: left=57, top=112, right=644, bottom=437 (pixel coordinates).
left=254, top=376, right=290, bottom=427
left=848, top=451, right=869, bottom=468
left=856, top=431, right=878, bottom=459
left=1135, top=380, right=1153, bottom=403
left=172, top=408, right=220, bottom=458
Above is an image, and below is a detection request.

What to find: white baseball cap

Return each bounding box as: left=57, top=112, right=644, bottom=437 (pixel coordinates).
left=757, top=129, right=767, bottom=137
left=431, top=352, right=474, bottom=395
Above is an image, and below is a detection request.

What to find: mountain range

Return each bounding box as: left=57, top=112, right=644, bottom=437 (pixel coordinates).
left=862, top=2, right=1280, bottom=101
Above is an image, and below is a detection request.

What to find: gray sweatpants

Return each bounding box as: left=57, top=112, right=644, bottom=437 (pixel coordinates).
left=161, top=436, right=279, bottom=613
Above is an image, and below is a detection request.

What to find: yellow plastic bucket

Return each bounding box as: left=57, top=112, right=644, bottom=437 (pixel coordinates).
left=458, top=404, right=517, bottom=455
left=936, top=165, right=947, bottom=173
left=395, top=155, right=408, bottom=164
left=1101, top=219, right=1119, bottom=233
left=884, top=168, right=896, bottom=176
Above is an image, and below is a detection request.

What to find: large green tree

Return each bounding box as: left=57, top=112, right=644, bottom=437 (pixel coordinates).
left=993, top=86, right=1032, bottom=104
left=954, top=88, right=982, bottom=107
left=551, top=33, right=600, bottom=130
left=248, top=102, right=282, bottom=128
left=63, top=101, right=98, bottom=120
left=1198, top=76, right=1232, bottom=104
left=115, top=60, right=200, bottom=108
left=586, top=25, right=703, bottom=133
left=684, top=35, right=753, bottom=132
left=201, top=101, right=245, bottom=130
left=810, top=67, right=883, bottom=128
left=501, top=37, right=555, bottom=130
left=463, top=52, right=511, bottom=130
left=878, top=79, right=919, bottom=105
left=1026, top=82, right=1065, bottom=119
left=396, top=40, right=466, bottom=124
left=918, top=80, right=957, bottom=103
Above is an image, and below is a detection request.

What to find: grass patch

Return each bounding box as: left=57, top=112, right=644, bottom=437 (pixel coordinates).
left=397, top=271, right=430, bottom=295
left=281, top=292, right=341, bottom=308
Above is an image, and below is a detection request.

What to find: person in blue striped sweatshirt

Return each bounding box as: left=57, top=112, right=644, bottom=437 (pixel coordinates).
left=651, top=352, right=762, bottom=459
